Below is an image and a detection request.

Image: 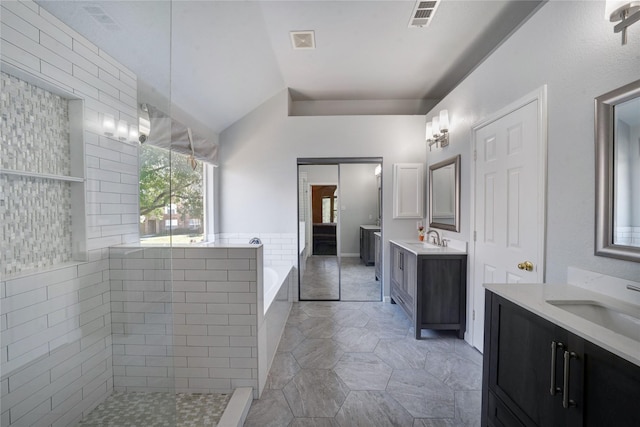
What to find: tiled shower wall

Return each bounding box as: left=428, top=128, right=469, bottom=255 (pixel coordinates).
left=1, top=72, right=73, bottom=275
left=1, top=1, right=138, bottom=426
left=109, top=246, right=261, bottom=396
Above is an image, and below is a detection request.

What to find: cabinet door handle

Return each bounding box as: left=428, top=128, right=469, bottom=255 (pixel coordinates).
left=562, top=351, right=577, bottom=409
left=550, top=341, right=564, bottom=396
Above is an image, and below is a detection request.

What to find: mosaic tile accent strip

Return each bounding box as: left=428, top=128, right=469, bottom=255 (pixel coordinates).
left=1, top=175, right=72, bottom=276
left=1, top=72, right=71, bottom=175
left=77, top=392, right=231, bottom=427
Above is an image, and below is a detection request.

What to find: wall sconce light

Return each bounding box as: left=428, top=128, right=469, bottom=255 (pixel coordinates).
left=426, top=109, right=450, bottom=151
left=128, top=124, right=139, bottom=143
left=101, top=113, right=115, bottom=136
left=605, top=1, right=640, bottom=45
left=117, top=119, right=129, bottom=141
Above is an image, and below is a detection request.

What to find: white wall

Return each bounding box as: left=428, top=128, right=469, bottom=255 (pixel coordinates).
left=423, top=0, right=640, bottom=283
left=220, top=91, right=426, bottom=295
left=339, top=163, right=379, bottom=256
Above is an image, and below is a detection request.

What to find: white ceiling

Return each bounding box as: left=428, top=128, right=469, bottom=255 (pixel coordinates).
left=37, top=1, right=543, bottom=134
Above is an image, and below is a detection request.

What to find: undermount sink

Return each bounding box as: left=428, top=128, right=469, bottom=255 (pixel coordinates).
left=547, top=300, right=640, bottom=342
left=406, top=242, right=444, bottom=250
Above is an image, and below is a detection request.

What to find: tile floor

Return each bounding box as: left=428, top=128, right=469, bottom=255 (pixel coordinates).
left=300, top=256, right=381, bottom=301
left=245, top=301, right=483, bottom=427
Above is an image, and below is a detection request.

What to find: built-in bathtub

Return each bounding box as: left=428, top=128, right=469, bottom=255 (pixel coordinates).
left=257, top=265, right=294, bottom=396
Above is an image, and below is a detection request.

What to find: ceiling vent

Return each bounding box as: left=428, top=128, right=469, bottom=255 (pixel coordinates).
left=290, top=31, right=316, bottom=50
left=82, top=5, right=120, bottom=31
left=408, top=1, right=441, bottom=28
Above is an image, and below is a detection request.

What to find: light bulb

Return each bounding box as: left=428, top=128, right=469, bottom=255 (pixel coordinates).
left=117, top=120, right=129, bottom=141
left=439, top=110, right=449, bottom=133
left=426, top=122, right=433, bottom=140
left=102, top=113, right=115, bottom=136
left=432, top=116, right=440, bottom=137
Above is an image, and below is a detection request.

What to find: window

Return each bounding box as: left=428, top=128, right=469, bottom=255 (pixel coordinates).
left=139, top=144, right=212, bottom=244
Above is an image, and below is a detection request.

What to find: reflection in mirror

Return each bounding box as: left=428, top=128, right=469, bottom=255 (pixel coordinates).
left=428, top=155, right=460, bottom=232
left=596, top=79, right=640, bottom=262
left=297, top=160, right=383, bottom=301
left=298, top=165, right=340, bottom=300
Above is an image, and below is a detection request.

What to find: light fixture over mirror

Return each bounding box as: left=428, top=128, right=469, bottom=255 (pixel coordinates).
left=605, top=1, right=640, bottom=45
left=426, top=109, right=450, bottom=150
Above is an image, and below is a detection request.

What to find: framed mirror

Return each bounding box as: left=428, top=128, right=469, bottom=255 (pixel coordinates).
left=428, top=155, right=460, bottom=232
left=595, top=79, right=640, bottom=262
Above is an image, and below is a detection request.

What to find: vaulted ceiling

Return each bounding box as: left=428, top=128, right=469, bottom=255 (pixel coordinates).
left=38, top=1, right=543, bottom=134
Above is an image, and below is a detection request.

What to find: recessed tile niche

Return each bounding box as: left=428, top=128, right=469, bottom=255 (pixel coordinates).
left=1, top=71, right=86, bottom=276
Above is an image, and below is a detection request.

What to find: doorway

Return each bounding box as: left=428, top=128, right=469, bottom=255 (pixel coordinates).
left=298, top=158, right=383, bottom=302
left=470, top=87, right=547, bottom=351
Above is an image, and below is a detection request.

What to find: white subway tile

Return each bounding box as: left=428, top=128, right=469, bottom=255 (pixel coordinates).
left=209, top=368, right=252, bottom=379
left=185, top=270, right=228, bottom=281
left=230, top=358, right=258, bottom=369
left=185, top=292, right=228, bottom=304
left=228, top=271, right=257, bottom=282
left=206, top=304, right=250, bottom=315
left=124, top=345, right=167, bottom=356
left=185, top=314, right=229, bottom=326
left=207, top=281, right=251, bottom=293
left=112, top=334, right=146, bottom=345
left=144, top=313, right=173, bottom=324
left=124, top=323, right=165, bottom=335
left=209, top=347, right=252, bottom=358
left=186, top=335, right=230, bottom=347
left=122, top=302, right=166, bottom=314
left=186, top=356, right=229, bottom=368
left=168, top=259, right=206, bottom=270
left=207, top=325, right=252, bottom=337
left=113, top=376, right=147, bottom=387
left=125, top=366, right=167, bottom=377
left=172, top=303, right=207, bottom=314
left=122, top=281, right=164, bottom=292
left=172, top=281, right=206, bottom=292
left=227, top=249, right=257, bottom=259
left=113, top=354, right=145, bottom=366
left=227, top=315, right=256, bottom=326
left=228, top=293, right=257, bottom=304
left=172, top=346, right=208, bottom=358
left=188, top=377, right=232, bottom=390
left=172, top=324, right=207, bottom=336
left=6, top=265, right=77, bottom=296
left=2, top=287, right=47, bottom=316
left=229, top=337, right=257, bottom=347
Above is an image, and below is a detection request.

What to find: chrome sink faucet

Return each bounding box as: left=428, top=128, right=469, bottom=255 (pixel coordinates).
left=425, top=229, right=441, bottom=246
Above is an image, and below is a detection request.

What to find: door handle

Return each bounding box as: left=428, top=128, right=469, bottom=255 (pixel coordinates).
left=550, top=341, right=564, bottom=396
left=562, top=351, right=578, bottom=409
left=517, top=261, right=534, bottom=272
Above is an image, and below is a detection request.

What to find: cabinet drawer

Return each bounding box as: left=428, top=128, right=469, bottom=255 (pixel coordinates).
left=391, top=288, right=412, bottom=319
left=487, top=391, right=525, bottom=427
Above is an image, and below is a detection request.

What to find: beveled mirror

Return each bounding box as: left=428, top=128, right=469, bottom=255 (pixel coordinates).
left=595, top=79, right=640, bottom=262
left=428, top=155, right=460, bottom=232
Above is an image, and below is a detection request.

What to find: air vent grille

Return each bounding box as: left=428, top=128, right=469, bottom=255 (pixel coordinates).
left=83, top=5, right=120, bottom=31
left=290, top=31, right=316, bottom=50
left=409, top=0, right=440, bottom=28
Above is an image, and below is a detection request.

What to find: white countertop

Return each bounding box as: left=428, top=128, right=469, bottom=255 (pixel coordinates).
left=360, top=224, right=381, bottom=230
left=485, top=283, right=640, bottom=367
left=390, top=239, right=467, bottom=255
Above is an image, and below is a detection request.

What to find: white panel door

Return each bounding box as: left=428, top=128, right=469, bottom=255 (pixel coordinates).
left=472, top=98, right=545, bottom=351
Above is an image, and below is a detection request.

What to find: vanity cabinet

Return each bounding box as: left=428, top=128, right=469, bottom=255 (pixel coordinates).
left=390, top=242, right=467, bottom=339
left=482, top=291, right=640, bottom=427
left=360, top=225, right=380, bottom=266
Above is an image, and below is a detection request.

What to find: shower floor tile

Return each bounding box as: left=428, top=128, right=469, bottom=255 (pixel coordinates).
left=78, top=391, right=231, bottom=427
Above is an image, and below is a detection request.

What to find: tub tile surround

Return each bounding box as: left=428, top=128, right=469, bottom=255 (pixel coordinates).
left=1, top=1, right=139, bottom=425
left=215, top=233, right=298, bottom=267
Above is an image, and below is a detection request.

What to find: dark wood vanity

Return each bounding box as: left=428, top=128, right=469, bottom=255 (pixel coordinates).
left=390, top=240, right=467, bottom=339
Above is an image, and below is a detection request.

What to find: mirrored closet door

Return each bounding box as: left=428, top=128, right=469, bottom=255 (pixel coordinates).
left=298, top=158, right=383, bottom=301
